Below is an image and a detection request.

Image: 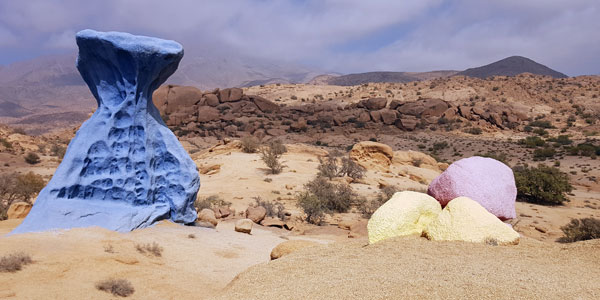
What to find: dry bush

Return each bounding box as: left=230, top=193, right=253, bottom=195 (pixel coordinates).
left=135, top=242, right=163, bottom=257
left=317, top=154, right=365, bottom=180
left=194, top=195, right=231, bottom=212
left=187, top=234, right=196, bottom=239
left=261, top=142, right=285, bottom=174
left=95, top=279, right=135, bottom=297
left=557, top=218, right=600, bottom=243
left=24, top=152, right=40, bottom=165
left=240, top=136, right=260, bottom=153
left=0, top=252, right=33, bottom=273
left=297, top=177, right=357, bottom=224
left=0, top=172, right=45, bottom=220
left=253, top=196, right=285, bottom=220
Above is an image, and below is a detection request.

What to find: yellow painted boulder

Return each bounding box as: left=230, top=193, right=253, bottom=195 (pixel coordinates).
left=367, top=191, right=442, bottom=244
left=424, top=197, right=520, bottom=245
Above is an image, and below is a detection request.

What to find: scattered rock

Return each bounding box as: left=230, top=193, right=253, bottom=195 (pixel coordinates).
left=197, top=208, right=218, bottom=227
left=245, top=206, right=267, bottom=224
left=427, top=156, right=517, bottom=220
left=270, top=240, right=319, bottom=260
left=423, top=197, right=520, bottom=245
left=216, top=206, right=232, bottom=219
left=203, top=94, right=220, bottom=106
left=261, top=217, right=285, bottom=228
left=7, top=201, right=32, bottom=219
left=348, top=220, right=368, bottom=238
left=251, top=96, right=280, bottom=113
left=362, top=98, right=387, bottom=110
left=235, top=219, right=253, bottom=234
left=197, top=106, right=221, bottom=123
left=392, top=150, right=439, bottom=170
left=199, top=164, right=221, bottom=175
left=367, top=191, right=442, bottom=244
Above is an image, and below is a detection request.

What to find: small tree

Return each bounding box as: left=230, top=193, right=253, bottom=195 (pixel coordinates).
left=513, top=164, right=572, bottom=205
left=296, top=176, right=357, bottom=224
left=24, top=152, right=40, bottom=165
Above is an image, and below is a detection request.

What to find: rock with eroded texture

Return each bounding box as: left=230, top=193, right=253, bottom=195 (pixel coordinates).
left=235, top=219, right=253, bottom=234
left=367, top=191, right=442, bottom=244
left=12, top=30, right=199, bottom=234
left=349, top=141, right=394, bottom=172
left=7, top=202, right=32, bottom=219
left=423, top=197, right=520, bottom=245
left=427, top=156, right=516, bottom=220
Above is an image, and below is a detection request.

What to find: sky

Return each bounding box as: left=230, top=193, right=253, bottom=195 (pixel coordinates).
left=0, top=0, right=598, bottom=76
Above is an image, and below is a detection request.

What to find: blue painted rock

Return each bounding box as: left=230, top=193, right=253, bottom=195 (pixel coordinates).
left=12, top=30, right=200, bottom=234
left=427, top=156, right=516, bottom=220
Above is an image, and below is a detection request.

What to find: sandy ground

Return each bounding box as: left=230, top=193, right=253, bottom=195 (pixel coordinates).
left=0, top=219, right=332, bottom=299
left=217, top=236, right=600, bottom=300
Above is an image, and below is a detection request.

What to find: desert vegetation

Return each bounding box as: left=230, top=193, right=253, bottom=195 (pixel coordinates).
left=95, top=278, right=135, bottom=297
left=296, top=176, right=357, bottom=224
left=135, top=242, right=163, bottom=257
left=0, top=252, right=33, bottom=273
left=513, top=164, right=573, bottom=205
left=557, top=218, right=600, bottom=243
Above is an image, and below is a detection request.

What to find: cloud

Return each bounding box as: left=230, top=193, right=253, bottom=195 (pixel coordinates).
left=0, top=0, right=598, bottom=75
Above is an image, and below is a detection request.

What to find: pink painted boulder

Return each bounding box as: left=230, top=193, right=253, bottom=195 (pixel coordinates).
left=427, top=156, right=516, bottom=220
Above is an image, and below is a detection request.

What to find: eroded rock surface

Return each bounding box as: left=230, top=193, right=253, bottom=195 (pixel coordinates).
left=12, top=30, right=199, bottom=234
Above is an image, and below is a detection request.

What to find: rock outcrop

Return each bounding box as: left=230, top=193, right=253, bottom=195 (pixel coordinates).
left=423, top=197, right=520, bottom=245
left=349, top=141, right=394, bottom=172
left=367, top=191, right=442, bottom=244
left=7, top=202, right=32, bottom=219
left=235, top=219, right=253, bottom=234
left=12, top=30, right=199, bottom=234
left=270, top=240, right=319, bottom=260
left=427, top=156, right=517, bottom=220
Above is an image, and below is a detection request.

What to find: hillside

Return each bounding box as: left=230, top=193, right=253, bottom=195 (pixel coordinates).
left=313, top=70, right=458, bottom=86
left=457, top=56, right=568, bottom=79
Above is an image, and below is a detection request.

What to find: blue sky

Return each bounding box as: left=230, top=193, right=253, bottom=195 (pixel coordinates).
left=0, top=0, right=598, bottom=75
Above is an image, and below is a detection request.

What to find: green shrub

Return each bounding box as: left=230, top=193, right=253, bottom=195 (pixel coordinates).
left=528, top=120, right=554, bottom=128
left=317, top=154, right=365, bottom=180
left=261, top=141, right=286, bottom=174
left=519, top=136, right=545, bottom=148
left=533, top=147, right=556, bottom=160
left=557, top=218, right=600, bottom=243
left=513, top=165, right=572, bottom=205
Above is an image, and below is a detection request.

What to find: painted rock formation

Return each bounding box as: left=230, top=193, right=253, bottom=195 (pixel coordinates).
left=427, top=156, right=517, bottom=220
left=423, top=197, right=520, bottom=245
left=367, top=191, right=442, bottom=244
left=12, top=30, right=199, bottom=234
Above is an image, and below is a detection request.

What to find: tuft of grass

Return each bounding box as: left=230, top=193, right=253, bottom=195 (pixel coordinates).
left=187, top=234, right=196, bottom=239
left=484, top=237, right=499, bottom=246
left=0, top=252, right=33, bottom=273
left=95, top=279, right=135, bottom=297
left=135, top=242, right=163, bottom=257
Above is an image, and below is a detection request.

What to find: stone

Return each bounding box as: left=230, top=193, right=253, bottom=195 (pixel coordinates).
left=427, top=156, right=517, bottom=220
left=260, top=217, right=285, bottom=228
left=290, top=117, right=307, bottom=131
left=164, top=85, right=202, bottom=114
left=358, top=111, right=371, bottom=123
left=12, top=30, right=200, bottom=234
left=235, top=219, right=253, bottom=234
left=348, top=219, right=368, bottom=238
left=369, top=110, right=382, bottom=122
left=367, top=191, right=442, bottom=244
left=218, top=88, right=243, bottom=102
left=349, top=141, right=394, bottom=172
left=197, top=106, right=220, bottom=123
left=362, top=97, right=387, bottom=110
left=392, top=150, right=439, bottom=171
left=423, top=197, right=520, bottom=245
left=251, top=96, right=280, bottom=113
left=396, top=98, right=448, bottom=117
left=388, top=99, right=402, bottom=110
left=7, top=202, right=32, bottom=219
left=197, top=208, right=218, bottom=227
left=379, top=109, right=397, bottom=125
left=270, top=240, right=319, bottom=260
left=246, top=206, right=267, bottom=223
left=216, top=206, right=232, bottom=218
left=204, top=94, right=220, bottom=107
left=395, top=117, right=418, bottom=131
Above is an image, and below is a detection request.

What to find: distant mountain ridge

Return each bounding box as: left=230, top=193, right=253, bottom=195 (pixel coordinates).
left=456, top=56, right=568, bottom=79
left=310, top=56, right=568, bottom=86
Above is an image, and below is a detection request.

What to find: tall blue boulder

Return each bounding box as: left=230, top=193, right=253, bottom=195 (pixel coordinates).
left=12, top=30, right=200, bottom=234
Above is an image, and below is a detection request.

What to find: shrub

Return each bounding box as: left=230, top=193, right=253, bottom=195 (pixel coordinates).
left=519, top=136, right=545, bottom=148
left=339, top=157, right=365, bottom=179
left=465, top=127, right=482, bottom=135
left=240, top=136, right=260, bottom=153
left=296, top=177, right=357, bottom=224
left=528, top=120, right=554, bottom=128
left=317, top=154, right=365, bottom=180
left=194, top=195, right=231, bottom=212
left=533, top=147, right=556, bottom=160
left=135, top=242, right=163, bottom=257
left=359, top=186, right=399, bottom=218
left=261, top=141, right=285, bottom=174
left=557, top=218, right=600, bottom=243
left=0, top=172, right=45, bottom=209
left=432, top=141, right=448, bottom=152
left=513, top=165, right=572, bottom=205
left=95, top=279, right=135, bottom=297
left=0, top=138, right=12, bottom=149
left=317, top=156, right=338, bottom=180
left=24, top=152, right=40, bottom=164
left=0, top=252, right=33, bottom=273
left=478, top=152, right=509, bottom=165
